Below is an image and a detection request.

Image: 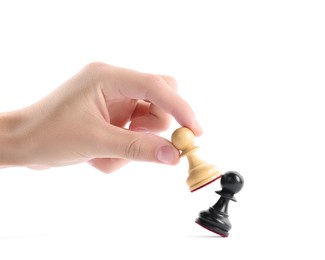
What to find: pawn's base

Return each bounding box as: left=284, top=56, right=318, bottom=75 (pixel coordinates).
left=195, top=207, right=231, bottom=237
left=190, top=174, right=221, bottom=192
left=195, top=218, right=228, bottom=237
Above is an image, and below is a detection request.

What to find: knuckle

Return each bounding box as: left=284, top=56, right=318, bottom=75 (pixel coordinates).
left=161, top=75, right=178, bottom=90
left=82, top=62, right=112, bottom=85
left=83, top=62, right=111, bottom=76
left=84, top=61, right=106, bottom=71
left=145, top=74, right=165, bottom=87
left=145, top=74, right=177, bottom=90
left=142, top=74, right=164, bottom=100
left=144, top=74, right=177, bottom=100
left=125, top=137, right=143, bottom=160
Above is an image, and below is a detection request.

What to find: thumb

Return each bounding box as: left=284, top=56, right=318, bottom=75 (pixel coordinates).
left=102, top=125, right=180, bottom=165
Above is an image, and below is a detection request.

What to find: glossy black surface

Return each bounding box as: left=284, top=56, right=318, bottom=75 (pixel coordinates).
left=196, top=171, right=244, bottom=237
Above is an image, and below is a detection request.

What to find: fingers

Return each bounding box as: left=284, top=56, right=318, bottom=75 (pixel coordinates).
left=99, top=65, right=203, bottom=136
left=129, top=101, right=171, bottom=133
left=129, top=75, right=176, bottom=132
left=97, top=125, right=180, bottom=165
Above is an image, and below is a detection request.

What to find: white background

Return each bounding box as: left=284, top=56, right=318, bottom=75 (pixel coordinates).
left=1, top=0, right=324, bottom=259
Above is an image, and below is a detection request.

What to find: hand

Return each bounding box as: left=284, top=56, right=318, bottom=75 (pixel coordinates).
left=1, top=62, right=202, bottom=172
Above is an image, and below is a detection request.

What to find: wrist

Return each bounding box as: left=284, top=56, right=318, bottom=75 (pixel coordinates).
left=0, top=110, right=29, bottom=168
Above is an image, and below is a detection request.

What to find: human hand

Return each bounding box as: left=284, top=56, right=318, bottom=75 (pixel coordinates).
left=1, top=63, right=202, bottom=172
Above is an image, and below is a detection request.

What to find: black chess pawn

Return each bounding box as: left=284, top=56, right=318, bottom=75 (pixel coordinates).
left=195, top=171, right=244, bottom=237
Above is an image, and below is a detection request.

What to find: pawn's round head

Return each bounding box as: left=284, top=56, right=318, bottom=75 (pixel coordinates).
left=221, top=171, right=244, bottom=194
left=171, top=127, right=195, bottom=151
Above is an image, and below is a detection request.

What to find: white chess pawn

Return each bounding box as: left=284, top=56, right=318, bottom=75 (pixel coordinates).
left=171, top=127, right=221, bottom=192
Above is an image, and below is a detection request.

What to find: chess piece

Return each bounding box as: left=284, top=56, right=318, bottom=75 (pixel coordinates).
left=171, top=127, right=222, bottom=192
left=195, top=171, right=244, bottom=237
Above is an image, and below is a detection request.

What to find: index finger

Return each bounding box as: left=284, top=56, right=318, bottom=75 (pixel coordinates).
left=100, top=64, right=203, bottom=136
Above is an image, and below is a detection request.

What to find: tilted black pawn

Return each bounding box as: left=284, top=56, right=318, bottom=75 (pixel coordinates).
left=195, top=171, right=244, bottom=237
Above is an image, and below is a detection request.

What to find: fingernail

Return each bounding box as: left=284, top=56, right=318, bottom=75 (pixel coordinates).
left=157, top=146, right=177, bottom=164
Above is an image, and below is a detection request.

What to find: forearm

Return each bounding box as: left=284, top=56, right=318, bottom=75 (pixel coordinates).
left=0, top=110, right=27, bottom=168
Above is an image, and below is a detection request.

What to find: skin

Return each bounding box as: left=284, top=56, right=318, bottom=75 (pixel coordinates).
left=0, top=62, right=202, bottom=173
